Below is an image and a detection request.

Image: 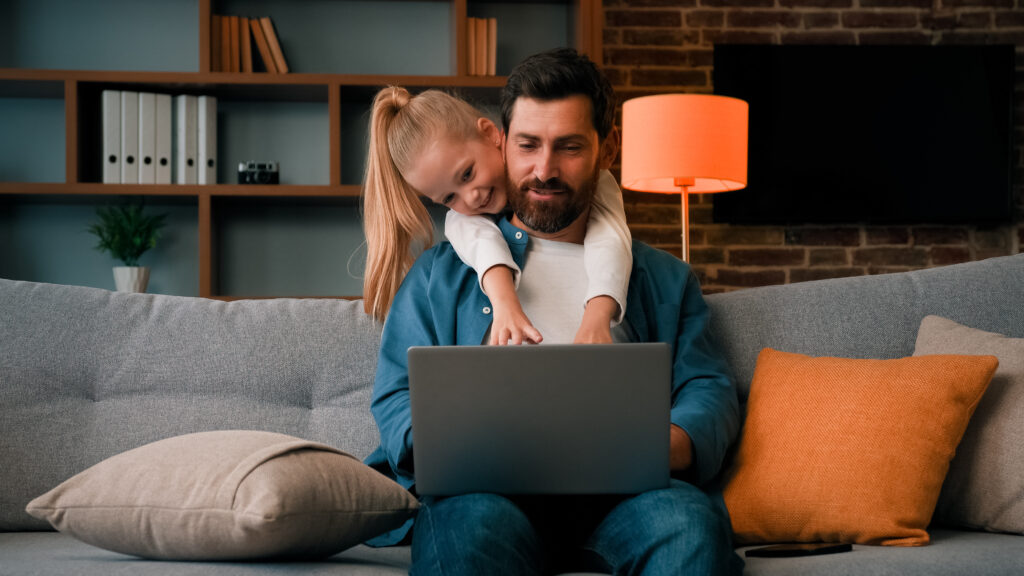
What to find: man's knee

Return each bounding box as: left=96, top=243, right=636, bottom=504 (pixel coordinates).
left=412, top=493, right=543, bottom=576
left=422, top=492, right=531, bottom=534
left=589, top=481, right=741, bottom=575
left=629, top=481, right=726, bottom=540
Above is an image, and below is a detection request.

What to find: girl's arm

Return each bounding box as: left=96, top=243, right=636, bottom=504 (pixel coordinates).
left=445, top=210, right=542, bottom=345
left=578, top=170, right=633, bottom=343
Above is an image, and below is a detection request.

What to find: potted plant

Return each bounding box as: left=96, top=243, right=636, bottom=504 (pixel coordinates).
left=87, top=201, right=168, bottom=293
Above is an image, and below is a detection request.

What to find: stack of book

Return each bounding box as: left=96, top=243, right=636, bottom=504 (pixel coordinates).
left=210, top=15, right=289, bottom=74
left=102, top=90, right=217, bottom=185
left=466, top=17, right=496, bottom=76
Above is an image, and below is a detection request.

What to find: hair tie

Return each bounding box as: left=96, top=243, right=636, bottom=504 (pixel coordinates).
left=390, top=86, right=410, bottom=110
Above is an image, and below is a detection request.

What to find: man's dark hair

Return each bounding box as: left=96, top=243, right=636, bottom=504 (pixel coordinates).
left=501, top=48, right=616, bottom=141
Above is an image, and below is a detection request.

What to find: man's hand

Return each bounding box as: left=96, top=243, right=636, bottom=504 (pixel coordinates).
left=574, top=295, right=618, bottom=344
left=670, top=424, right=694, bottom=473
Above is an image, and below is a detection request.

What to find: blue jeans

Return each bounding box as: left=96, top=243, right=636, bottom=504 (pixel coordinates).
left=410, top=480, right=744, bottom=576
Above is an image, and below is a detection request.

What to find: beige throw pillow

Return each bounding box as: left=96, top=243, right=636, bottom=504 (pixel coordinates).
left=26, top=430, right=419, bottom=560
left=914, top=315, right=1024, bottom=534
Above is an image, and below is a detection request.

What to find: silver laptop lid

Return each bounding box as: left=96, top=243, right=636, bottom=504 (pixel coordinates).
left=409, top=343, right=671, bottom=496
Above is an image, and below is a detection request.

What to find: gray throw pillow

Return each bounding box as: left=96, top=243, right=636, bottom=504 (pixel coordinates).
left=26, top=430, right=419, bottom=560
left=914, top=315, right=1024, bottom=534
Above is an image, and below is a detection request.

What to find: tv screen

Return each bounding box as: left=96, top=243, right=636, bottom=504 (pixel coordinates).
left=712, top=45, right=1015, bottom=225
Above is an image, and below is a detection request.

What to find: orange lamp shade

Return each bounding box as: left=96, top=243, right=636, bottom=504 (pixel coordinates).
left=621, top=94, right=748, bottom=194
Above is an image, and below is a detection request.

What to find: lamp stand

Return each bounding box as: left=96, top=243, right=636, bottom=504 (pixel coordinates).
left=674, top=177, right=695, bottom=262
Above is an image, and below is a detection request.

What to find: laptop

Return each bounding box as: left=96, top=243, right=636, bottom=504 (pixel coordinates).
left=408, top=343, right=671, bottom=496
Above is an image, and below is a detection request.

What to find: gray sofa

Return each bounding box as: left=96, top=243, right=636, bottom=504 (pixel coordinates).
left=2, top=253, right=1023, bottom=575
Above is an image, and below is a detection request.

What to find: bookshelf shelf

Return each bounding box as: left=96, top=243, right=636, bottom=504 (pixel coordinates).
left=1, top=0, right=601, bottom=299
left=0, top=182, right=361, bottom=199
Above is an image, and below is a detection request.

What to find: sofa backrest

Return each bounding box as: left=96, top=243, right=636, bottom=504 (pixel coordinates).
left=4, top=254, right=1024, bottom=530
left=706, top=253, right=1024, bottom=399
left=0, top=279, right=383, bottom=531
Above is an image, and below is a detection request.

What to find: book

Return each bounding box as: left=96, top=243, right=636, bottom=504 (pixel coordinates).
left=260, top=17, right=289, bottom=74
left=467, top=17, right=477, bottom=76
left=211, top=14, right=222, bottom=72
left=220, top=15, right=231, bottom=72
left=240, top=16, right=253, bottom=73
left=250, top=17, right=278, bottom=73
left=229, top=15, right=240, bottom=73
left=475, top=17, right=487, bottom=75
left=487, top=18, right=497, bottom=76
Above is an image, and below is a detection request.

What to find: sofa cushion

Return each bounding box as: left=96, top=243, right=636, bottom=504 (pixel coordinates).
left=25, top=430, right=419, bottom=560
left=723, top=349, right=998, bottom=546
left=914, top=315, right=1024, bottom=534
left=0, top=532, right=414, bottom=576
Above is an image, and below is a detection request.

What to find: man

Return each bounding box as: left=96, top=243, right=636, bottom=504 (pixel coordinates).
left=365, top=48, right=742, bottom=575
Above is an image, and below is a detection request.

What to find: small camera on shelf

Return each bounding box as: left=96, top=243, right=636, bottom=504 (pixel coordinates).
left=237, top=161, right=280, bottom=184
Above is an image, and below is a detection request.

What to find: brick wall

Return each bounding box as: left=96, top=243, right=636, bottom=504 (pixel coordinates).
left=602, top=0, right=1024, bottom=292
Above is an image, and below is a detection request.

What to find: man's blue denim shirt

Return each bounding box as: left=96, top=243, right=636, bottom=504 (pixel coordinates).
left=363, top=216, right=740, bottom=543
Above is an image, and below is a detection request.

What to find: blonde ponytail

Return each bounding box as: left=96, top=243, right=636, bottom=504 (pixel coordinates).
left=363, top=87, right=432, bottom=322
left=361, top=87, right=482, bottom=321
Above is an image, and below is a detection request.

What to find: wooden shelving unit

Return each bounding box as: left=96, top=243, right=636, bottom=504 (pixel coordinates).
left=0, top=0, right=602, bottom=299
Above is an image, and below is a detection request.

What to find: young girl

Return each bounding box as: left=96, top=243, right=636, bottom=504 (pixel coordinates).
left=362, top=86, right=631, bottom=345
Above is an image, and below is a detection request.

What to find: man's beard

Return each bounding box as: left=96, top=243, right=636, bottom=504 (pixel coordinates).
left=506, top=169, right=599, bottom=234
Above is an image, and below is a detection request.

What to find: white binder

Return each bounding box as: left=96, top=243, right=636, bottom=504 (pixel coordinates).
left=120, top=91, right=139, bottom=184
left=174, top=95, right=198, bottom=185
left=197, top=95, right=217, bottom=184
left=155, top=94, right=172, bottom=184
left=101, top=90, right=120, bottom=184
left=138, top=92, right=156, bottom=184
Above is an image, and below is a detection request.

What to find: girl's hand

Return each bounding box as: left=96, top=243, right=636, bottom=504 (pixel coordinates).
left=481, top=265, right=542, bottom=345
left=489, top=306, right=543, bottom=346
left=573, top=295, right=618, bottom=344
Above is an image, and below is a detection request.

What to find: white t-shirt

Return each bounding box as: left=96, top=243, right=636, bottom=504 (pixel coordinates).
left=515, top=237, right=588, bottom=344
left=444, top=169, right=632, bottom=324
left=486, top=236, right=632, bottom=344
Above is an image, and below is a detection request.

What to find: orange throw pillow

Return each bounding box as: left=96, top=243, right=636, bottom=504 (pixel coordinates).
left=723, top=349, right=997, bottom=547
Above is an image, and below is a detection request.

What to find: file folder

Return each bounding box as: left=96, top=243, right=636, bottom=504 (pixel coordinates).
left=120, top=91, right=139, bottom=184
left=198, top=95, right=217, bottom=185
left=102, top=90, right=120, bottom=184
left=138, top=92, right=157, bottom=184
left=156, top=93, right=172, bottom=184
left=175, top=95, right=198, bottom=185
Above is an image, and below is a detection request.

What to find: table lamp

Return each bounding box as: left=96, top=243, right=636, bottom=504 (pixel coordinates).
left=621, top=94, right=748, bottom=262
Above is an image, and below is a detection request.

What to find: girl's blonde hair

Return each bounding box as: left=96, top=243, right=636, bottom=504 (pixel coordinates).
left=362, top=87, right=483, bottom=321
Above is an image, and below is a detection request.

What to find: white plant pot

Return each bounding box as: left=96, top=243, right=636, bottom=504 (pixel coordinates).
left=113, top=266, right=150, bottom=293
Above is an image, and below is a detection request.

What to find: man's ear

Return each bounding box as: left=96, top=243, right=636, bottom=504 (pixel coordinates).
left=598, top=126, right=620, bottom=170
left=477, top=117, right=503, bottom=149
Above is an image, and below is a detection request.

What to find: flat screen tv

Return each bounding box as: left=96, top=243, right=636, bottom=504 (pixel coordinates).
left=712, top=45, right=1015, bottom=225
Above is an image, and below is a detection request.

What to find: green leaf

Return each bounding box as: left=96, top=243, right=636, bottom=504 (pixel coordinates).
left=85, top=201, right=168, bottom=267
